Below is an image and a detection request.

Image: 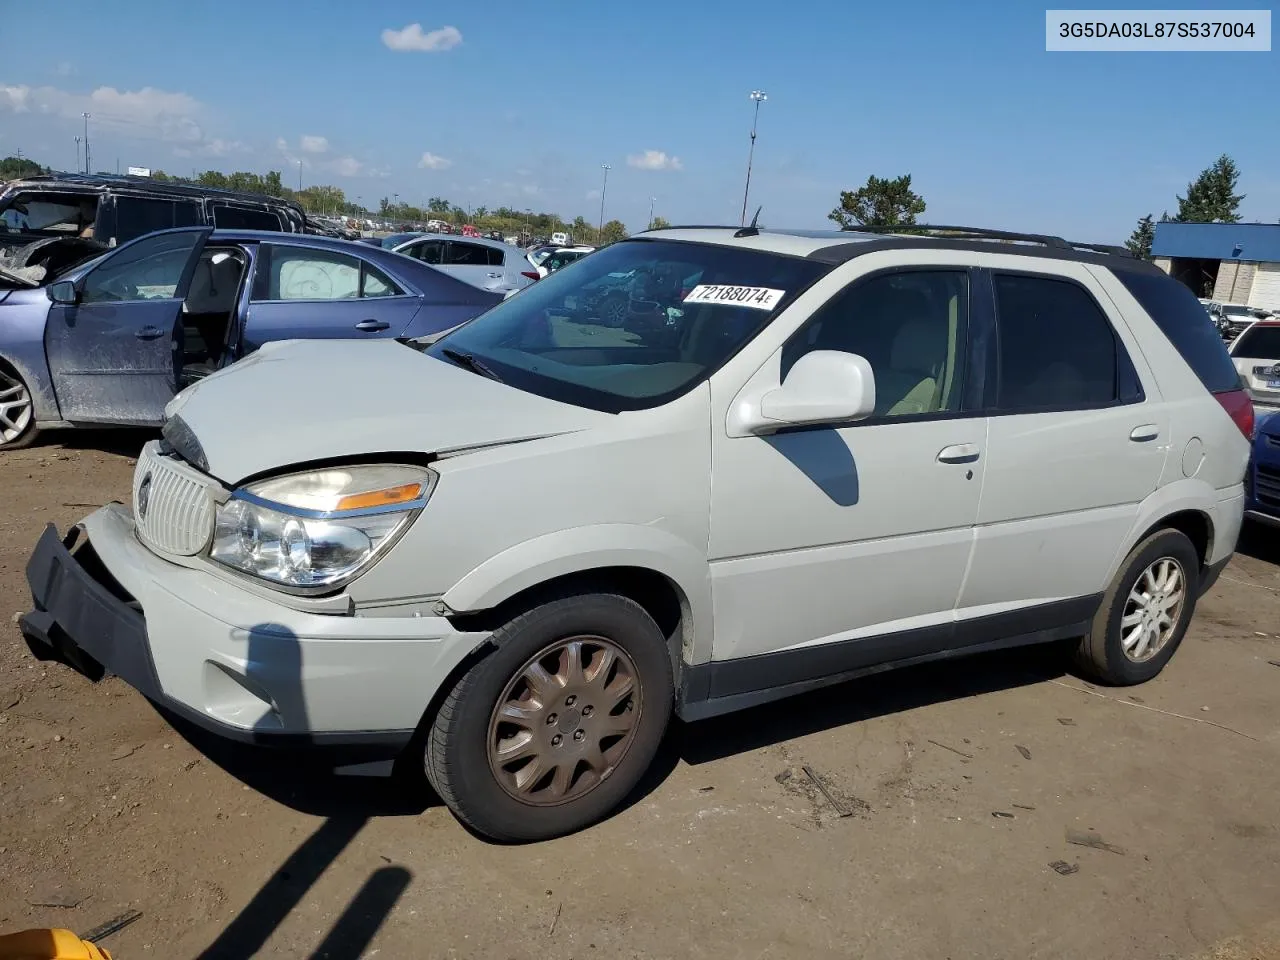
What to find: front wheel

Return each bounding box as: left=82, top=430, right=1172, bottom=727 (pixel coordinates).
left=0, top=364, right=38, bottom=451
left=425, top=592, right=673, bottom=842
left=1073, top=528, right=1201, bottom=685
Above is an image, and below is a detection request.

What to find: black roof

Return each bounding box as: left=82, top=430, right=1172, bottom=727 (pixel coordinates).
left=5, top=172, right=306, bottom=215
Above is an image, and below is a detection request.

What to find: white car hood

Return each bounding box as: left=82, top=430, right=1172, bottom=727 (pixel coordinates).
left=165, top=339, right=609, bottom=483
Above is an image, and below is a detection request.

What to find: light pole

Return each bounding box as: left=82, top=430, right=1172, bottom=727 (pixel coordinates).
left=74, top=137, right=81, bottom=175
left=598, top=163, right=611, bottom=241
left=297, top=159, right=303, bottom=192
left=740, top=90, right=767, bottom=226
left=648, top=196, right=657, bottom=230
left=81, top=112, right=91, bottom=173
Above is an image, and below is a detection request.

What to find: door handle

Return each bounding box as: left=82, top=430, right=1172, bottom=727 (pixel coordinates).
left=135, top=325, right=165, bottom=341
left=355, top=319, right=390, bottom=332
left=1129, top=424, right=1160, bottom=442
left=937, top=443, right=981, bottom=464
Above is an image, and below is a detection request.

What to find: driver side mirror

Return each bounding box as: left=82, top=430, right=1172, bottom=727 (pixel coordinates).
left=47, top=280, right=79, bottom=305
left=737, top=350, right=877, bottom=435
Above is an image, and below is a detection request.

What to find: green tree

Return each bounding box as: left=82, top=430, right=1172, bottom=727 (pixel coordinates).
left=0, top=155, right=50, bottom=180
left=1173, top=154, right=1244, bottom=223
left=649, top=215, right=671, bottom=230
left=1125, top=214, right=1155, bottom=260
left=571, top=216, right=591, bottom=240
left=598, top=219, right=628, bottom=245
left=828, top=173, right=926, bottom=229
left=427, top=197, right=451, bottom=214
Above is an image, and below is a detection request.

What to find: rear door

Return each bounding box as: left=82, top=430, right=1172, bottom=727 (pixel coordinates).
left=444, top=240, right=505, bottom=290
left=959, top=265, right=1166, bottom=615
left=239, top=241, right=420, bottom=351
left=45, top=227, right=211, bottom=424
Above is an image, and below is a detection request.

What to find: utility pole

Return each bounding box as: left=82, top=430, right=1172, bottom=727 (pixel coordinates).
left=297, top=160, right=303, bottom=192
left=82, top=112, right=91, bottom=174
left=740, top=90, right=767, bottom=226
left=649, top=196, right=656, bottom=230
left=74, top=137, right=81, bottom=175
left=598, top=163, right=611, bottom=241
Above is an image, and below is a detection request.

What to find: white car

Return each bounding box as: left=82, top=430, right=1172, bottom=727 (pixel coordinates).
left=550, top=231, right=569, bottom=247
left=22, top=225, right=1251, bottom=842
left=1228, top=318, right=1280, bottom=412
left=536, top=245, right=596, bottom=278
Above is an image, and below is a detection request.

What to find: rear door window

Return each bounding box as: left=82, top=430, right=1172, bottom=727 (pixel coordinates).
left=211, top=204, right=284, bottom=231
left=993, top=273, right=1136, bottom=411
left=446, top=242, right=491, bottom=266
left=114, top=196, right=201, bottom=242
left=1114, top=269, right=1241, bottom=393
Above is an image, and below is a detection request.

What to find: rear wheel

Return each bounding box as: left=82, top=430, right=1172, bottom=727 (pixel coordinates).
left=0, top=364, right=37, bottom=451
left=1073, top=528, right=1200, bottom=685
left=425, top=592, right=673, bottom=842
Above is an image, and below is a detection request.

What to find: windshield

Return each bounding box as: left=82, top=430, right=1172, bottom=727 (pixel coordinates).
left=1223, top=305, right=1254, bottom=317
left=1234, top=326, right=1280, bottom=359
left=426, top=238, right=829, bottom=412
left=0, top=192, right=97, bottom=239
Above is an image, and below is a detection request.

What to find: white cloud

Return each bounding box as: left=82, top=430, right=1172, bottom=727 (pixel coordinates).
left=275, top=136, right=289, bottom=153
left=627, top=150, right=683, bottom=172
left=381, top=23, right=462, bottom=52
left=0, top=83, right=210, bottom=146
left=327, top=156, right=364, bottom=177
left=300, top=135, right=329, bottom=154
left=418, top=151, right=452, bottom=170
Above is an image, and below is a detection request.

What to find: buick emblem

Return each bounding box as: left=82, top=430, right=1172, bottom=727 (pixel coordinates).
left=137, top=474, right=153, bottom=519
left=1271, top=363, right=1280, bottom=378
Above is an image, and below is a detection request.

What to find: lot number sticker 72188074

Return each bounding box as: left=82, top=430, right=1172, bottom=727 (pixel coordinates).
left=682, top=284, right=786, bottom=311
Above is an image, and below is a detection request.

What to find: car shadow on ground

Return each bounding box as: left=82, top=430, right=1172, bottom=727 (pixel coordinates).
left=1237, top=521, right=1280, bottom=567
left=156, top=643, right=1071, bottom=831
left=39, top=426, right=156, bottom=457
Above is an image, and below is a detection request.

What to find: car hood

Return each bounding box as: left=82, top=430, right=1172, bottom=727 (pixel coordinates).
left=165, top=338, right=611, bottom=484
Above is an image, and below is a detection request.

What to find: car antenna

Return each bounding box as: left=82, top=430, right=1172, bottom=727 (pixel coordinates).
left=734, top=206, right=763, bottom=238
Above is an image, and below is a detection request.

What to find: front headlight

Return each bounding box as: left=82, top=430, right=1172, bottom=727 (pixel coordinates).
left=210, top=464, right=435, bottom=591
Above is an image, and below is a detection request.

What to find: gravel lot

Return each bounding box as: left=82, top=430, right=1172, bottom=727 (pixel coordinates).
left=2, top=431, right=1279, bottom=959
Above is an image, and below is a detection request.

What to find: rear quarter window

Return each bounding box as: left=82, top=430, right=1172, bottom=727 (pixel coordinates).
left=1114, top=269, right=1241, bottom=393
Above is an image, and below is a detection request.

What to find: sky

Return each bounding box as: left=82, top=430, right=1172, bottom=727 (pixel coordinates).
left=1, top=0, right=1277, bottom=242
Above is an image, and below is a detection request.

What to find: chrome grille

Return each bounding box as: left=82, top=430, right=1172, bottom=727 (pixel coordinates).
left=132, top=441, right=216, bottom=556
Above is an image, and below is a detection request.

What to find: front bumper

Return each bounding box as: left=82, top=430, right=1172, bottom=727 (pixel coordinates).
left=22, top=504, right=488, bottom=757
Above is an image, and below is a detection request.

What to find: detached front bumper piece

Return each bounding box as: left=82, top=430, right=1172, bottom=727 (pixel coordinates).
left=21, top=505, right=488, bottom=765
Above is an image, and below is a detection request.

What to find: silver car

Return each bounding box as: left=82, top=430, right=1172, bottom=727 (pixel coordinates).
left=393, top=233, right=538, bottom=294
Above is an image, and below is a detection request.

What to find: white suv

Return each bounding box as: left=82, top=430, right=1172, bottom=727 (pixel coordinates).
left=22, top=225, right=1252, bottom=842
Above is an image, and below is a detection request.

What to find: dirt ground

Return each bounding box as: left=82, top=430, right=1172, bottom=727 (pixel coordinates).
left=2, top=431, right=1279, bottom=960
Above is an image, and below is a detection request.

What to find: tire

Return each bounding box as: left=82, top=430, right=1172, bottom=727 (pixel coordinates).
left=425, top=592, right=674, bottom=842
left=1073, top=528, right=1201, bottom=685
left=0, top=363, right=39, bottom=451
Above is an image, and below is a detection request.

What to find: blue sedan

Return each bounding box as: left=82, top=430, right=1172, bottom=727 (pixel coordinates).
left=0, top=227, right=500, bottom=449
left=1246, top=409, right=1280, bottom=528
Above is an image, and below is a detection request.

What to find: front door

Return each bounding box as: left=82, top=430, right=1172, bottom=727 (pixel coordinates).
left=45, top=227, right=211, bottom=424
left=708, top=266, right=987, bottom=680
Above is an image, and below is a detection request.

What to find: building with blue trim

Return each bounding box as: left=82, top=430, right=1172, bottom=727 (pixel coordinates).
left=1152, top=222, right=1280, bottom=310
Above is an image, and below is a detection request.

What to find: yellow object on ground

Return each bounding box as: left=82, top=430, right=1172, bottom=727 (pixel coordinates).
left=0, top=929, right=112, bottom=960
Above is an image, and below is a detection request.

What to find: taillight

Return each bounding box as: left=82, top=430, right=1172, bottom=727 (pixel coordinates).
left=1215, top=388, right=1254, bottom=439
left=521, top=271, right=539, bottom=281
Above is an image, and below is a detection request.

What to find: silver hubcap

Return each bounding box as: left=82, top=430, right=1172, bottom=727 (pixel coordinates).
left=1121, top=557, right=1186, bottom=662
left=487, top=636, right=641, bottom=806
left=0, top=369, right=33, bottom=446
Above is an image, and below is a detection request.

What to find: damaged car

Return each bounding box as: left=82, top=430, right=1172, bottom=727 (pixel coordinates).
left=0, top=172, right=307, bottom=251
left=0, top=227, right=501, bottom=449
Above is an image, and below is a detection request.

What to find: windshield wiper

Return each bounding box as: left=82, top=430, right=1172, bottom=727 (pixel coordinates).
left=441, top=348, right=503, bottom=383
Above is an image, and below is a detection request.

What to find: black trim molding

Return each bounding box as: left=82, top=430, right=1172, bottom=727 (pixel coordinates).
left=677, top=594, right=1101, bottom=721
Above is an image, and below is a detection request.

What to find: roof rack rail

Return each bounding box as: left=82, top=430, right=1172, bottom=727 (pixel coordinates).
left=848, top=224, right=1134, bottom=259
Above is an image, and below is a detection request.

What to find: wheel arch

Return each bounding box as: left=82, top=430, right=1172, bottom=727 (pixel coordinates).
left=440, top=525, right=714, bottom=673
left=1109, top=479, right=1226, bottom=586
